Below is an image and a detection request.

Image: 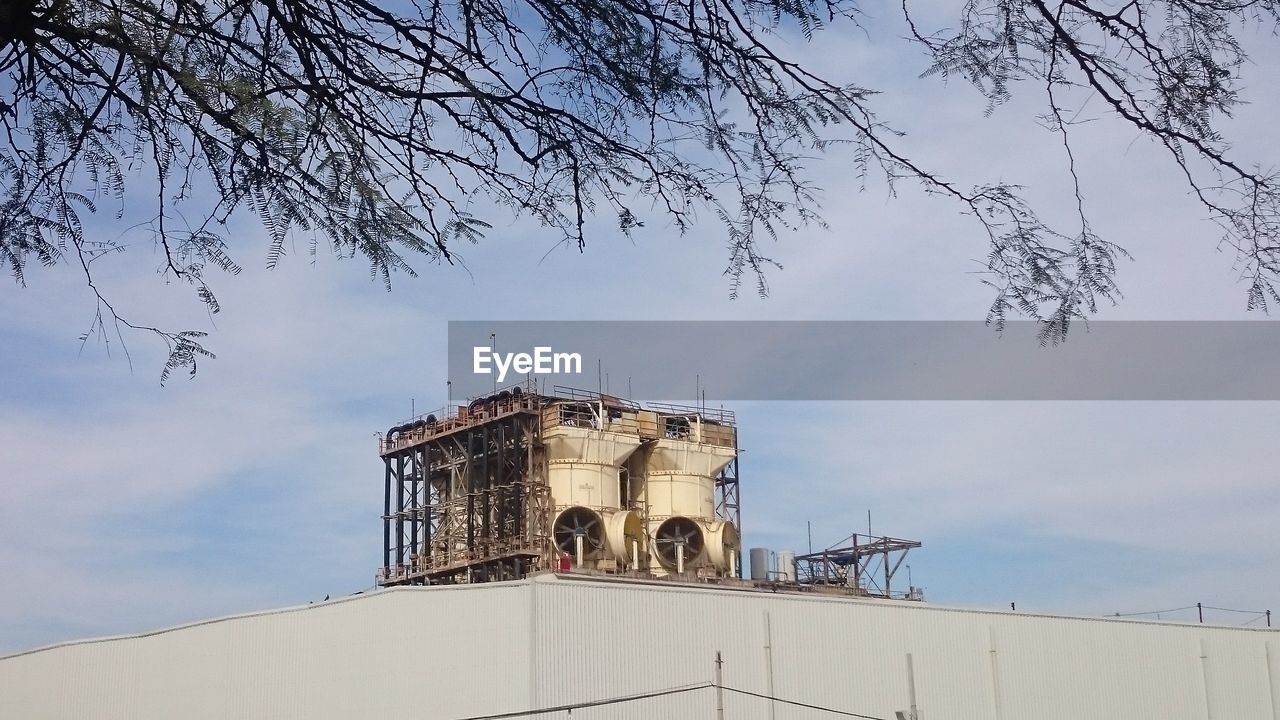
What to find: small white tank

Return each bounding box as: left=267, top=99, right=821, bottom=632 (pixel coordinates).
left=777, top=551, right=797, bottom=583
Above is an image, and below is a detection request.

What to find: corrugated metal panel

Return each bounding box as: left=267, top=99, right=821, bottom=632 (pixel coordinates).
left=0, top=583, right=535, bottom=720
left=531, top=575, right=1279, bottom=720
left=2, top=575, right=1277, bottom=720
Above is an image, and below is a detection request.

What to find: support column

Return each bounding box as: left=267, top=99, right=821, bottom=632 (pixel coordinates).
left=382, top=458, right=392, bottom=573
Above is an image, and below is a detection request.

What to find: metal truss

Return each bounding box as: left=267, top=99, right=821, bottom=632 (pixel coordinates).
left=795, top=533, right=923, bottom=600
left=714, top=455, right=741, bottom=577
left=379, top=395, right=549, bottom=586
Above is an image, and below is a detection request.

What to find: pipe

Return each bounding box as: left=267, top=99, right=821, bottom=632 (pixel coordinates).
left=764, top=613, right=776, bottom=720
left=906, top=653, right=919, bottom=720
left=677, top=543, right=685, bottom=575
left=574, top=534, right=584, bottom=568
left=714, top=651, right=724, bottom=720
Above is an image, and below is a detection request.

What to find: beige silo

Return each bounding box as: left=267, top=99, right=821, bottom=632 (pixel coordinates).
left=541, top=399, right=648, bottom=571
left=639, top=413, right=739, bottom=577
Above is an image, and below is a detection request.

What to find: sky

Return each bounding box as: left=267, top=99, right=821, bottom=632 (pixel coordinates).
left=3, top=7, right=1280, bottom=652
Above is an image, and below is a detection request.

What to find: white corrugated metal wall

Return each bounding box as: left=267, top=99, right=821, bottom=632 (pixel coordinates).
left=0, top=583, right=535, bottom=720
left=2, top=574, right=1277, bottom=720
left=534, top=574, right=1280, bottom=719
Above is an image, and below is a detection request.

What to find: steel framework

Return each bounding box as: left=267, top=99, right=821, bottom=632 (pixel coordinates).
left=795, top=533, right=923, bottom=600
left=376, top=387, right=743, bottom=586
left=379, top=392, right=552, bottom=586
left=714, top=455, right=741, bottom=577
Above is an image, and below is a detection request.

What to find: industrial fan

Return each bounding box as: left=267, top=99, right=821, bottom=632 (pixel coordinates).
left=553, top=507, right=604, bottom=563
left=653, top=517, right=705, bottom=572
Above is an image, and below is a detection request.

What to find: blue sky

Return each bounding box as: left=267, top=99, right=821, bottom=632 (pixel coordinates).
left=3, top=7, right=1280, bottom=652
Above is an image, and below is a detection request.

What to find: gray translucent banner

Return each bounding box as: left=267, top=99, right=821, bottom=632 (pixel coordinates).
left=446, top=321, right=1280, bottom=401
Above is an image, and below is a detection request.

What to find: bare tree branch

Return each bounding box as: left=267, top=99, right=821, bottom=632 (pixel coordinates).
left=1, top=0, right=1278, bottom=376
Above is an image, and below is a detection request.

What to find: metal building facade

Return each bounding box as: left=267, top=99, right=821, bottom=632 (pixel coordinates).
left=3, top=574, right=1278, bottom=720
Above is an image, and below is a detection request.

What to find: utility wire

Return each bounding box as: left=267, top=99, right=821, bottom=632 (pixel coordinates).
left=449, top=682, right=897, bottom=720
left=1111, top=604, right=1270, bottom=625
left=721, top=685, right=894, bottom=720
left=451, top=682, right=712, bottom=720
left=1110, top=605, right=1197, bottom=617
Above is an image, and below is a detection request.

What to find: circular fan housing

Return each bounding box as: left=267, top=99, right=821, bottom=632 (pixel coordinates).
left=704, top=520, right=740, bottom=572
left=605, top=510, right=646, bottom=564
left=553, top=507, right=605, bottom=557
left=653, top=516, right=706, bottom=570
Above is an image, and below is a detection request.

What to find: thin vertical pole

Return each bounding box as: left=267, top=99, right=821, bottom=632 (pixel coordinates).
left=885, top=545, right=891, bottom=598
left=1268, top=610, right=1272, bottom=628
left=906, top=653, right=919, bottom=720
left=1200, top=638, right=1214, bottom=720
left=764, top=613, right=777, bottom=720
left=714, top=651, right=725, bottom=720
left=395, top=454, right=405, bottom=569
left=410, top=450, right=420, bottom=557
left=423, top=444, right=432, bottom=556
left=852, top=535, right=860, bottom=591
left=989, top=627, right=1004, bottom=720
left=383, top=459, right=392, bottom=572
left=1265, top=640, right=1278, bottom=720
left=1198, top=602, right=1204, bottom=624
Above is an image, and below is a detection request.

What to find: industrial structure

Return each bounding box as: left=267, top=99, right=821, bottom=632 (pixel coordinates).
left=3, top=574, right=1278, bottom=720
left=748, top=533, right=925, bottom=600
left=795, top=533, right=924, bottom=599
left=3, top=387, right=1278, bottom=720
left=376, top=385, right=742, bottom=586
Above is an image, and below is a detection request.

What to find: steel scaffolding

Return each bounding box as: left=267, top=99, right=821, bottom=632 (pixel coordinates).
left=379, top=390, right=551, bottom=586
left=376, top=387, right=742, bottom=586
left=795, top=533, right=923, bottom=600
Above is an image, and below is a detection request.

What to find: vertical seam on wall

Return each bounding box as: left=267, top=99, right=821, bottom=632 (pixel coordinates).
left=989, top=625, right=1004, bottom=720
left=1200, top=637, right=1214, bottom=720
left=529, top=579, right=539, bottom=712
left=1266, top=640, right=1278, bottom=720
